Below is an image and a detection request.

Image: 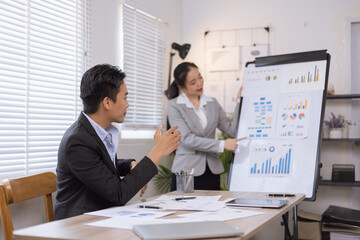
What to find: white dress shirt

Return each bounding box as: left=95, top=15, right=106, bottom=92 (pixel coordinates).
left=83, top=112, right=118, bottom=166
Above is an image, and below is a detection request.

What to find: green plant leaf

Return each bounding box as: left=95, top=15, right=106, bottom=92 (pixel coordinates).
left=153, top=164, right=172, bottom=193
left=218, top=132, right=233, bottom=190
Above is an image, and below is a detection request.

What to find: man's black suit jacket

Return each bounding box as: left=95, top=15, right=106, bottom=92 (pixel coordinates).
left=55, top=113, right=158, bottom=220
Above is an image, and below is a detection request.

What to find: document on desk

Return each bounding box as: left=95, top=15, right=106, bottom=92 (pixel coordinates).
left=86, top=216, right=206, bottom=229
left=145, top=195, right=225, bottom=211
left=85, top=206, right=174, bottom=218
left=177, top=207, right=264, bottom=221
left=87, top=217, right=164, bottom=229
left=86, top=195, right=225, bottom=218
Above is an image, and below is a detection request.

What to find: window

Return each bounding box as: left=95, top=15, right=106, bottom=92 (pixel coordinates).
left=0, top=0, right=91, bottom=180
left=120, top=4, right=166, bottom=138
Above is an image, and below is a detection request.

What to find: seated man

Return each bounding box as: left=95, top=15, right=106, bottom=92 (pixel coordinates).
left=55, top=64, right=180, bottom=220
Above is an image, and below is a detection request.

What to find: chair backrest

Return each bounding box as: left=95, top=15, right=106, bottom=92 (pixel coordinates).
left=0, top=172, right=57, bottom=240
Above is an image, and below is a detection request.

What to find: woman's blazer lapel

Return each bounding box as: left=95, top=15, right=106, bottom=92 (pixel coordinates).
left=180, top=104, right=206, bottom=137
left=179, top=100, right=217, bottom=138
left=203, top=101, right=217, bottom=136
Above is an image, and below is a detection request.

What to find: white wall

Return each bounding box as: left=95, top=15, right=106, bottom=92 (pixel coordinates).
left=180, top=0, right=360, bottom=239
left=182, top=0, right=360, bottom=93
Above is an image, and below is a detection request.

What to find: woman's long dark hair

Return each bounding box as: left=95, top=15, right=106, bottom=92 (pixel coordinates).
left=167, top=62, right=198, bottom=100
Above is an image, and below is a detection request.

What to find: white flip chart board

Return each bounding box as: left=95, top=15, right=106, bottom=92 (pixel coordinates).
left=228, top=50, right=330, bottom=200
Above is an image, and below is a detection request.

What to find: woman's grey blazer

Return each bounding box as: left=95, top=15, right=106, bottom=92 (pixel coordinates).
left=167, top=97, right=240, bottom=176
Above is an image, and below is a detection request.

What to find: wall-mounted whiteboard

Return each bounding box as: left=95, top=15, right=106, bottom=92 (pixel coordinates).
left=228, top=50, right=330, bottom=201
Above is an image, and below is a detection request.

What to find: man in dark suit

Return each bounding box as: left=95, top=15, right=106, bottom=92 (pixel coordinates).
left=55, top=64, right=180, bottom=220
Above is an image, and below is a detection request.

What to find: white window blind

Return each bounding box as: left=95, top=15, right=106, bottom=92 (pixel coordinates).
left=121, top=4, right=165, bottom=128
left=0, top=0, right=91, bottom=180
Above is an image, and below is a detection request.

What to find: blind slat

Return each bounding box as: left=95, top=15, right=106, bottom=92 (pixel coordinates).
left=121, top=4, right=165, bottom=129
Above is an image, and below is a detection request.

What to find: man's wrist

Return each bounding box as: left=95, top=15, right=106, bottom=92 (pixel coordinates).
left=147, top=147, right=162, bottom=166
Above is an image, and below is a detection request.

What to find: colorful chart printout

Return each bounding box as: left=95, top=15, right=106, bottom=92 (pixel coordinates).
left=283, top=61, right=326, bottom=92
left=288, top=65, right=320, bottom=85
left=276, top=93, right=311, bottom=139
left=246, top=68, right=280, bottom=83
left=246, top=95, right=277, bottom=139
left=242, top=65, right=282, bottom=96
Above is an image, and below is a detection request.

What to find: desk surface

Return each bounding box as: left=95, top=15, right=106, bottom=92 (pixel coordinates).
left=14, top=191, right=305, bottom=240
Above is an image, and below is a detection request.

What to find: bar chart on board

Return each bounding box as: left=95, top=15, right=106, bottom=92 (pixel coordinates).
left=249, top=144, right=293, bottom=177
left=284, top=61, right=326, bottom=92
left=288, top=65, right=320, bottom=85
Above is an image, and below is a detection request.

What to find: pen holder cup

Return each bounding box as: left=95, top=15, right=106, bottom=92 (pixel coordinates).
left=176, top=173, right=194, bottom=193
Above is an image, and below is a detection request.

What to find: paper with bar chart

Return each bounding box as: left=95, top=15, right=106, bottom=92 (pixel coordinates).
left=282, top=61, right=326, bottom=92
left=246, top=95, right=277, bottom=139
left=276, top=93, right=311, bottom=139
left=249, top=144, right=293, bottom=177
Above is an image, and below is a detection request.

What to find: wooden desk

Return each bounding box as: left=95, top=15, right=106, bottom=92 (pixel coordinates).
left=13, top=191, right=305, bottom=240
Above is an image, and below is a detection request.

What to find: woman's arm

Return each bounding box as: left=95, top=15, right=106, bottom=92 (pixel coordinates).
left=216, top=100, right=240, bottom=138
left=217, top=86, right=242, bottom=137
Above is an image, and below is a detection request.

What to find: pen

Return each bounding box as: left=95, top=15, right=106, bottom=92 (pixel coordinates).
left=268, top=194, right=296, bottom=197
left=174, top=197, right=196, bottom=201
left=138, top=205, right=163, bottom=209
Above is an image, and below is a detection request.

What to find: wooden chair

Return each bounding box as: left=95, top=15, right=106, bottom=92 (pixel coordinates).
left=0, top=172, right=57, bottom=240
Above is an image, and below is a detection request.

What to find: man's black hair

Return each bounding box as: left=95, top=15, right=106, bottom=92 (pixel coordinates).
left=80, top=64, right=126, bottom=114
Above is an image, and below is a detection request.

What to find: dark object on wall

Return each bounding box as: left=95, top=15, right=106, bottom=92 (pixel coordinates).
left=164, top=42, right=191, bottom=96
left=164, top=42, right=191, bottom=131
left=331, top=164, right=355, bottom=182
left=171, top=43, right=191, bottom=60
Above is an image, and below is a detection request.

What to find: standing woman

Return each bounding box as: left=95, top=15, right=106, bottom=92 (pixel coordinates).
left=167, top=62, right=245, bottom=191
